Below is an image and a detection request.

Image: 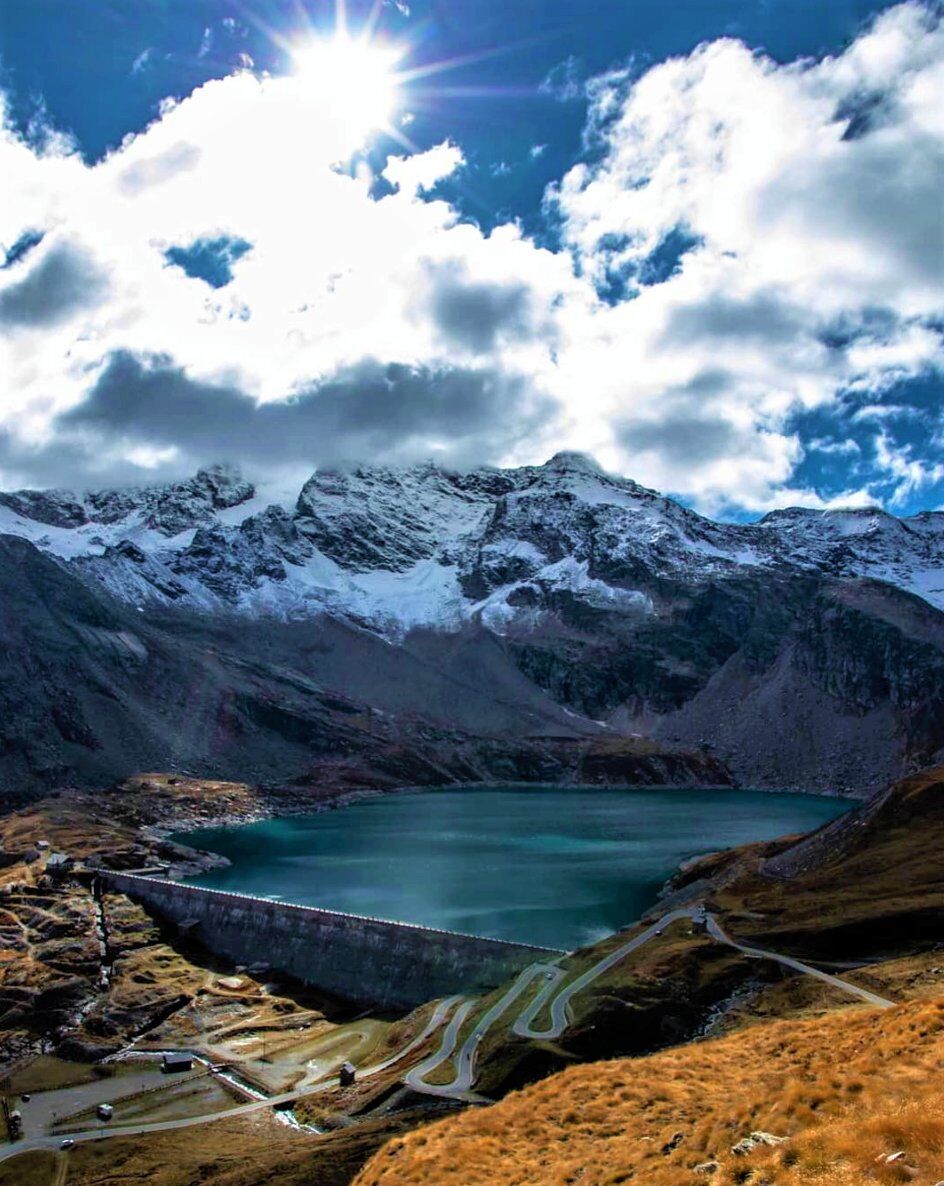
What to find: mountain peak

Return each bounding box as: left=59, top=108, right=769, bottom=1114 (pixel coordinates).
left=541, top=451, right=605, bottom=476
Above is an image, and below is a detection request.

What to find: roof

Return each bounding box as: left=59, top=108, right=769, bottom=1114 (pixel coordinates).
left=162, top=1051, right=192, bottom=1064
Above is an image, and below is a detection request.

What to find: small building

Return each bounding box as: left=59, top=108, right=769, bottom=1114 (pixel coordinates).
left=36, top=840, right=50, bottom=850
left=46, top=853, right=74, bottom=878
left=339, top=1061, right=356, bottom=1087
left=96, top=1103, right=114, bottom=1121
left=161, top=1052, right=193, bottom=1074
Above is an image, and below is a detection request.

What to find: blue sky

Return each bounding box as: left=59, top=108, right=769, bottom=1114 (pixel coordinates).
left=0, top=0, right=941, bottom=515
left=2, top=1, right=895, bottom=231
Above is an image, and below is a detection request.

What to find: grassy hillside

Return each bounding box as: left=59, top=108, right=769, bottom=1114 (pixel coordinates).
left=355, top=992, right=944, bottom=1186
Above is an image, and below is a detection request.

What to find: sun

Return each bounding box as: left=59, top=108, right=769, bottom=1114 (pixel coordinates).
left=290, top=31, right=403, bottom=142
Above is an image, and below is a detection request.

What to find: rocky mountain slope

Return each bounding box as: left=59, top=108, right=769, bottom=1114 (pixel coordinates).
left=2, top=452, right=943, bottom=793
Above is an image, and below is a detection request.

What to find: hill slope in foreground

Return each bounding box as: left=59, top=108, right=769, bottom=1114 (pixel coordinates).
left=356, top=994, right=944, bottom=1186
left=355, top=767, right=944, bottom=1186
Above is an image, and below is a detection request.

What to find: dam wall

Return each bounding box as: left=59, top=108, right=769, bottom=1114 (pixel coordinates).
left=101, top=872, right=563, bottom=1009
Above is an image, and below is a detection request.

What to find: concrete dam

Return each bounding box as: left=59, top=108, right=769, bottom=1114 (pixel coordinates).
left=102, top=872, right=564, bottom=1009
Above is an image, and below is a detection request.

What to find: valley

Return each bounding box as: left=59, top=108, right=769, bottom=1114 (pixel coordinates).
left=0, top=763, right=942, bottom=1185
left=3, top=0, right=940, bottom=1178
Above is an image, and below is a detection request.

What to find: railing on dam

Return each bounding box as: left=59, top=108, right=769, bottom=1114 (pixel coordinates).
left=101, top=871, right=564, bottom=1010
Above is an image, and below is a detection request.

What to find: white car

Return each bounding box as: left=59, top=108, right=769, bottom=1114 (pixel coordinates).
left=60, top=1139, right=75, bottom=1150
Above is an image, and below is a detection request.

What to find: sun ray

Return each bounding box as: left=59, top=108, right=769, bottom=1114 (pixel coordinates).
left=364, top=0, right=385, bottom=39
left=236, top=0, right=538, bottom=158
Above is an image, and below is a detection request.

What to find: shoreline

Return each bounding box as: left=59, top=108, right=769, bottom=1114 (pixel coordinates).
left=154, top=776, right=855, bottom=844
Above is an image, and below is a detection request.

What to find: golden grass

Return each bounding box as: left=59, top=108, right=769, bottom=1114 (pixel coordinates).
left=355, top=994, right=944, bottom=1186
left=0, top=1149, right=60, bottom=1186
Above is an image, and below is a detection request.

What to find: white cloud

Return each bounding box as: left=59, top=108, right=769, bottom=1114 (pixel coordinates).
left=131, top=48, right=155, bottom=75
left=0, top=3, right=941, bottom=513
left=0, top=74, right=577, bottom=486
left=874, top=430, right=944, bottom=504
left=546, top=0, right=944, bottom=509
left=382, top=140, right=464, bottom=194
left=540, top=56, right=585, bottom=102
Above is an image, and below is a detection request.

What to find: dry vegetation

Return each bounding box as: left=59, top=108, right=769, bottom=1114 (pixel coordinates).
left=356, top=993, right=944, bottom=1186
left=0, top=1109, right=440, bottom=1186
left=708, top=767, right=944, bottom=960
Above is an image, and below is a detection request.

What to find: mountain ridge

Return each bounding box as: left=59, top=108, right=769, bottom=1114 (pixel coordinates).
left=2, top=452, right=943, bottom=629
left=1, top=453, right=943, bottom=794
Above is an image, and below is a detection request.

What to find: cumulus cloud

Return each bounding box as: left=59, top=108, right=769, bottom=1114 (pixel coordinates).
left=0, top=69, right=576, bottom=487
left=550, top=0, right=944, bottom=509
left=0, top=351, right=550, bottom=491
left=0, top=2, right=941, bottom=513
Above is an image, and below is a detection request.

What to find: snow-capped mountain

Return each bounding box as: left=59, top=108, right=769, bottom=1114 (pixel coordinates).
left=3, top=452, right=944, bottom=797
left=3, top=452, right=943, bottom=633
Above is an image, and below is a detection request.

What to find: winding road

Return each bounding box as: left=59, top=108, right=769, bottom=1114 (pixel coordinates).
left=404, top=964, right=561, bottom=1099
left=512, top=909, right=696, bottom=1040
left=408, top=906, right=894, bottom=1096
left=0, top=994, right=464, bottom=1164
left=0, top=908, right=895, bottom=1163
left=703, top=915, right=894, bottom=1010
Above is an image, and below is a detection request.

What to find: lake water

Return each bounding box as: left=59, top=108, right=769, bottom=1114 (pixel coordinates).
left=171, top=787, right=848, bottom=950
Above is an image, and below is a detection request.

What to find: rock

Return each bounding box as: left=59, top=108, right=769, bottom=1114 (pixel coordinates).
left=661, top=1131, right=685, bottom=1154
left=693, top=1162, right=718, bottom=1175
left=751, top=1132, right=786, bottom=1147
left=732, top=1132, right=786, bottom=1155
left=56, top=1032, right=122, bottom=1061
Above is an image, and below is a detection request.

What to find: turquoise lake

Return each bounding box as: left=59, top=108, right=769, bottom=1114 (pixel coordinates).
left=171, top=787, right=849, bottom=950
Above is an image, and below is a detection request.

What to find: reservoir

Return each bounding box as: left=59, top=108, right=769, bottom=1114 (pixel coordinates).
left=171, top=787, right=848, bottom=950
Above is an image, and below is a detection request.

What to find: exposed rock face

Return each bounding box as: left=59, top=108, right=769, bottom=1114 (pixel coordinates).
left=0, top=464, right=254, bottom=537
left=1, top=452, right=943, bottom=793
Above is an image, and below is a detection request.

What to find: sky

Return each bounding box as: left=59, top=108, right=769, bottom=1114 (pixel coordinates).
left=0, top=0, right=942, bottom=517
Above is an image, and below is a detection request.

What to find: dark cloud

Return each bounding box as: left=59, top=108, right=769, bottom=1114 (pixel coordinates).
left=0, top=242, right=108, bottom=329
left=617, top=369, right=747, bottom=464
left=0, top=351, right=551, bottom=489
left=619, top=412, right=742, bottom=465
left=834, top=90, right=893, bottom=141
left=425, top=262, right=536, bottom=353
left=659, top=292, right=809, bottom=348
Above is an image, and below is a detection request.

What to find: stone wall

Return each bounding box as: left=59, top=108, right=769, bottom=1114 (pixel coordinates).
left=102, top=872, right=562, bottom=1009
